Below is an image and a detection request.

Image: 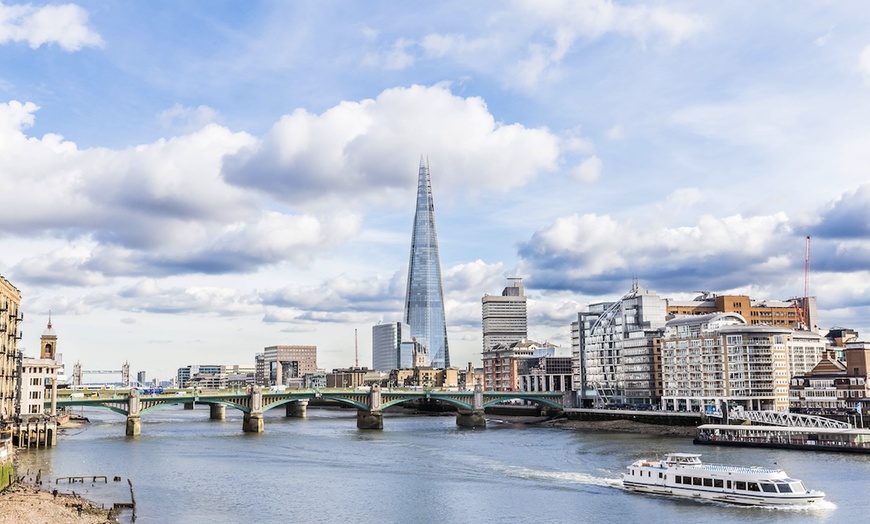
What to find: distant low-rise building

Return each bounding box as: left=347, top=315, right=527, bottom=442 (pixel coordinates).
left=483, top=339, right=558, bottom=391
left=519, top=356, right=572, bottom=392
left=790, top=338, right=870, bottom=413
left=264, top=345, right=317, bottom=387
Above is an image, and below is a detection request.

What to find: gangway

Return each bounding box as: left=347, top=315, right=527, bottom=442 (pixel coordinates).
left=730, top=410, right=851, bottom=429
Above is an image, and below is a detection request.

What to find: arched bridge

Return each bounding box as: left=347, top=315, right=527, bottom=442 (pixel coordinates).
left=51, top=385, right=568, bottom=435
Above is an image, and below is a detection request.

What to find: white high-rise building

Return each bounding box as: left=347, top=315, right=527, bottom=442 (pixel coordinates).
left=482, top=278, right=527, bottom=352
left=372, top=322, right=413, bottom=372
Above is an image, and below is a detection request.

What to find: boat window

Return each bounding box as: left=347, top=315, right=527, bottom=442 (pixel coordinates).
left=726, top=480, right=731, bottom=489
left=714, top=479, right=723, bottom=488
left=659, top=472, right=663, bottom=479
left=748, top=482, right=760, bottom=492
left=675, top=475, right=681, bottom=483
left=703, top=478, right=713, bottom=487
left=682, top=477, right=692, bottom=485
left=791, top=482, right=806, bottom=492
left=735, top=481, right=746, bottom=490
left=760, top=483, right=777, bottom=493
left=776, top=483, right=792, bottom=493
left=693, top=477, right=702, bottom=486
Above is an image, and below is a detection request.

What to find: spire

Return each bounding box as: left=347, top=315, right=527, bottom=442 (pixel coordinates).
left=47, top=310, right=52, bottom=330
left=405, top=155, right=450, bottom=368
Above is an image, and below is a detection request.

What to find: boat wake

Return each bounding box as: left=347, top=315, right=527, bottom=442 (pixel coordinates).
left=491, top=463, right=623, bottom=489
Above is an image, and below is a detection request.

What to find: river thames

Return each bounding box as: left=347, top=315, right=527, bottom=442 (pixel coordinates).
left=13, top=406, right=868, bottom=523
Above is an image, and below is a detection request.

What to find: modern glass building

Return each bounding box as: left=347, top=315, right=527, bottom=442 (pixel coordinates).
left=404, top=157, right=450, bottom=369
left=372, top=322, right=413, bottom=372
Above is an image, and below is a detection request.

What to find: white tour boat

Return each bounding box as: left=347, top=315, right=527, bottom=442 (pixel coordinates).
left=623, top=452, right=825, bottom=506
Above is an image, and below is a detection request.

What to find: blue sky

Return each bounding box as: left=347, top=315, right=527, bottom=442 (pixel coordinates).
left=2, top=1, right=870, bottom=381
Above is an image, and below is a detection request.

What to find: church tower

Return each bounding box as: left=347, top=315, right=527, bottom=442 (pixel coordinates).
left=41, top=313, right=57, bottom=360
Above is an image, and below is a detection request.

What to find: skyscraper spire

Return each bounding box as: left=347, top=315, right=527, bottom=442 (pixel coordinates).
left=404, top=156, right=450, bottom=368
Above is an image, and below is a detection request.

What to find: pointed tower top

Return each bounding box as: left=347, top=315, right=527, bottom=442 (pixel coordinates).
left=43, top=311, right=56, bottom=337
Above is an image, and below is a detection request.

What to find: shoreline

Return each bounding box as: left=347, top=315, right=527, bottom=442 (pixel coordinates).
left=539, top=417, right=697, bottom=437
left=0, top=481, right=118, bottom=524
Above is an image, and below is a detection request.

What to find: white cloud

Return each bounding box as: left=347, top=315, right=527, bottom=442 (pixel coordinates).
left=571, top=155, right=602, bottom=182
left=158, top=104, right=220, bottom=133
left=0, top=1, right=103, bottom=51
left=224, top=84, right=562, bottom=205
left=665, top=187, right=704, bottom=208
left=606, top=124, right=624, bottom=140
left=508, top=0, right=704, bottom=88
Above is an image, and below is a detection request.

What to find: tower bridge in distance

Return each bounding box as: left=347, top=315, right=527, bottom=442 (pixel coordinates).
left=49, top=384, right=568, bottom=435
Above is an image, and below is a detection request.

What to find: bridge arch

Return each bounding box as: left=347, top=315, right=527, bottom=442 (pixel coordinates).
left=482, top=396, right=563, bottom=410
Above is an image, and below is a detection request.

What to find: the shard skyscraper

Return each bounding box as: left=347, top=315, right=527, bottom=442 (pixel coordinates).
left=404, top=156, right=450, bottom=369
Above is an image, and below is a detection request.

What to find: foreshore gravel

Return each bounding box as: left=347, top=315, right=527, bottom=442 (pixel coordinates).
left=0, top=483, right=116, bottom=524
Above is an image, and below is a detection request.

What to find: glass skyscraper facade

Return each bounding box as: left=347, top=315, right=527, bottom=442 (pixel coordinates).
left=404, top=157, right=450, bottom=369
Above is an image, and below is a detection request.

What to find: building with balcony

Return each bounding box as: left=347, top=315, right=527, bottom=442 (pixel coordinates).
left=1, top=275, right=22, bottom=423
left=571, top=283, right=666, bottom=407
left=661, top=312, right=792, bottom=412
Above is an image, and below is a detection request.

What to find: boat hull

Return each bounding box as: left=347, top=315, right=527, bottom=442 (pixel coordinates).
left=623, top=480, right=824, bottom=506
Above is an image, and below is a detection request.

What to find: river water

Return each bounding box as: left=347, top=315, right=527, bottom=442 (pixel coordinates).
left=13, top=406, right=867, bottom=523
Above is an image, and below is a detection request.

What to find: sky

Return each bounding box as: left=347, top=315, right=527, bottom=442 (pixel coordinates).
left=2, top=1, right=870, bottom=382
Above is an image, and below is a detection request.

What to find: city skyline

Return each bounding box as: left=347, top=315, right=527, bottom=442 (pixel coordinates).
left=2, top=2, right=870, bottom=379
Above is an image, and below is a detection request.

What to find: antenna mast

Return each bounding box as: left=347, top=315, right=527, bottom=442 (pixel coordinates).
left=354, top=328, right=359, bottom=368
left=803, top=236, right=811, bottom=328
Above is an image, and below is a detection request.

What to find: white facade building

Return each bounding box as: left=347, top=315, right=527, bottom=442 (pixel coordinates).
left=19, top=358, right=59, bottom=418
left=482, top=278, right=527, bottom=352
left=661, top=313, right=792, bottom=412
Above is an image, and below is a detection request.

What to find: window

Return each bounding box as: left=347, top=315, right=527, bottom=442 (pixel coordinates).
left=693, top=477, right=702, bottom=486
left=736, top=481, right=746, bottom=490
left=714, top=479, right=723, bottom=488
left=776, top=483, right=792, bottom=493
left=675, top=475, right=681, bottom=483
left=703, top=478, right=713, bottom=487
left=748, top=482, right=760, bottom=492
left=760, top=483, right=777, bottom=493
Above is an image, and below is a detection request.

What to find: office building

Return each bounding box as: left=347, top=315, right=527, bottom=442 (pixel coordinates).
left=372, top=322, right=413, bottom=372
left=571, top=283, right=667, bottom=407
left=482, top=278, right=527, bottom=352
left=404, top=157, right=450, bottom=368
left=666, top=292, right=818, bottom=332
left=264, top=345, right=318, bottom=386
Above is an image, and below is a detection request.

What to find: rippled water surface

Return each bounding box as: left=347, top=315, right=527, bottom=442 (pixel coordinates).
left=14, top=406, right=867, bottom=523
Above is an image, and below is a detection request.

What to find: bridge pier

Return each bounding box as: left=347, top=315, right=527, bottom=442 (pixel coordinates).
left=243, top=412, right=263, bottom=433
left=210, top=404, right=226, bottom=420
left=126, top=415, right=141, bottom=436
left=126, top=388, right=141, bottom=436
left=286, top=400, right=308, bottom=418
left=243, top=386, right=264, bottom=433
left=183, top=402, right=195, bottom=410
left=356, top=410, right=383, bottom=430
left=456, top=409, right=486, bottom=428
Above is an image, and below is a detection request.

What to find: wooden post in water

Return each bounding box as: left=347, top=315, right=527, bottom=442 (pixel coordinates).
left=128, top=478, right=137, bottom=521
